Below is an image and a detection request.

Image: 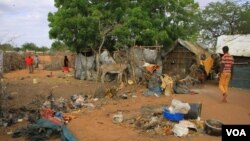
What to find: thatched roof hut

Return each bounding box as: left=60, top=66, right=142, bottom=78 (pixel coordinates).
left=162, top=39, right=212, bottom=78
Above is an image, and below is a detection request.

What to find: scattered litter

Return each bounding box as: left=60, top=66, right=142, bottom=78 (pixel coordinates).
left=63, top=114, right=76, bottom=123
left=179, top=120, right=197, bottom=131
left=164, top=125, right=173, bottom=135
left=81, top=103, right=95, bottom=108
left=93, top=98, right=99, bottom=101
left=7, top=131, right=13, bottom=135
left=70, top=94, right=95, bottom=109
left=172, top=123, right=189, bottom=137
left=113, top=112, right=123, bottom=124
left=128, top=80, right=134, bottom=85
left=32, top=78, right=38, bottom=84
left=143, top=70, right=162, bottom=96
left=120, top=93, right=128, bottom=99
left=17, top=119, right=23, bottom=122
left=12, top=119, right=77, bottom=141
left=105, top=86, right=118, bottom=98
left=132, top=95, right=137, bottom=98
left=160, top=74, right=174, bottom=96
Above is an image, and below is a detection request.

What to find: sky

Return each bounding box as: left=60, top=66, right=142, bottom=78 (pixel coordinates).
left=0, top=0, right=222, bottom=48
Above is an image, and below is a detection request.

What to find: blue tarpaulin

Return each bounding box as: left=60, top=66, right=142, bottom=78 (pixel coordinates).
left=12, top=118, right=78, bottom=141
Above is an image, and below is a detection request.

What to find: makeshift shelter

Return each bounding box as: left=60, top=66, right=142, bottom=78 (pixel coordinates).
left=129, top=45, right=162, bottom=83
left=216, top=34, right=250, bottom=89
left=75, top=49, right=127, bottom=82
left=75, top=49, right=96, bottom=80
left=100, top=49, right=116, bottom=64
left=162, top=39, right=213, bottom=78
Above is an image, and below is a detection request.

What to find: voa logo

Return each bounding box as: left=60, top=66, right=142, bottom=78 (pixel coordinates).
left=226, top=129, right=246, bottom=136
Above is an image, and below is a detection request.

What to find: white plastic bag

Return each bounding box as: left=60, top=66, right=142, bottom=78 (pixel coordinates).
left=170, top=99, right=191, bottom=114
left=172, top=124, right=189, bottom=137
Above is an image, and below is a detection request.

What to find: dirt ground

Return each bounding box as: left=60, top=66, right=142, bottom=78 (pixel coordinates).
left=1, top=68, right=250, bottom=141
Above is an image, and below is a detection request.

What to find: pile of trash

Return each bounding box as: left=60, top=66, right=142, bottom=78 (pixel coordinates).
left=0, top=83, right=137, bottom=141
left=94, top=85, right=136, bottom=100
left=0, top=107, right=33, bottom=127
left=0, top=83, right=134, bottom=129
left=12, top=108, right=77, bottom=141
left=143, top=72, right=199, bottom=97
left=112, top=99, right=205, bottom=137
left=0, top=92, right=91, bottom=140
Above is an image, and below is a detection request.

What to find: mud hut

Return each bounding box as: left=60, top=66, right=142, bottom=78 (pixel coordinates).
left=216, top=34, right=250, bottom=89
left=162, top=39, right=212, bottom=78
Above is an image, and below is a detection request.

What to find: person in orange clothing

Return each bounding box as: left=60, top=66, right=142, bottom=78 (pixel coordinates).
left=219, top=46, right=234, bottom=103
left=25, top=55, right=34, bottom=73
left=63, top=56, right=70, bottom=72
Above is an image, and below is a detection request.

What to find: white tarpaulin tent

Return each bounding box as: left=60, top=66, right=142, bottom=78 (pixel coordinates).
left=216, top=34, right=250, bottom=57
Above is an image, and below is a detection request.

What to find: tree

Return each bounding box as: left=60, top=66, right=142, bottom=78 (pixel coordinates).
left=13, top=47, right=22, bottom=52
left=21, top=43, right=48, bottom=52
left=51, top=41, right=69, bottom=52
left=199, top=0, right=250, bottom=48
left=89, top=0, right=130, bottom=77
left=48, top=0, right=200, bottom=51
left=238, top=1, right=250, bottom=34
left=113, top=0, right=200, bottom=48
left=21, top=42, right=38, bottom=51
left=38, top=46, right=49, bottom=53
left=48, top=0, right=114, bottom=52
left=0, top=43, right=15, bottom=51
left=48, top=0, right=201, bottom=80
left=48, top=0, right=130, bottom=78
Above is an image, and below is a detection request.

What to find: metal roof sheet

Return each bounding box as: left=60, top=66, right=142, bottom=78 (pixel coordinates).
left=178, top=39, right=211, bottom=57
left=216, top=35, right=250, bottom=57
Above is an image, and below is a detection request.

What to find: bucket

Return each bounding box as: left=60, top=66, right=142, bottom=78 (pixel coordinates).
left=163, top=107, right=184, bottom=122
left=184, top=103, right=202, bottom=119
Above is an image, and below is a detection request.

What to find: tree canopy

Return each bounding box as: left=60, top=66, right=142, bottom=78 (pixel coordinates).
left=48, top=0, right=200, bottom=51
left=21, top=43, right=49, bottom=52
left=199, top=0, right=250, bottom=47
left=0, top=42, right=49, bottom=52
left=0, top=43, right=15, bottom=51
left=48, top=0, right=249, bottom=51
left=51, top=41, right=69, bottom=52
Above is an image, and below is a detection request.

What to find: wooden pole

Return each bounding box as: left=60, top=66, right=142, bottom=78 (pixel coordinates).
left=131, top=47, right=136, bottom=83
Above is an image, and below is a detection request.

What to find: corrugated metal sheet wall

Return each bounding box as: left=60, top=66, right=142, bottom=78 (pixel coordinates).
left=230, top=66, right=250, bottom=89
